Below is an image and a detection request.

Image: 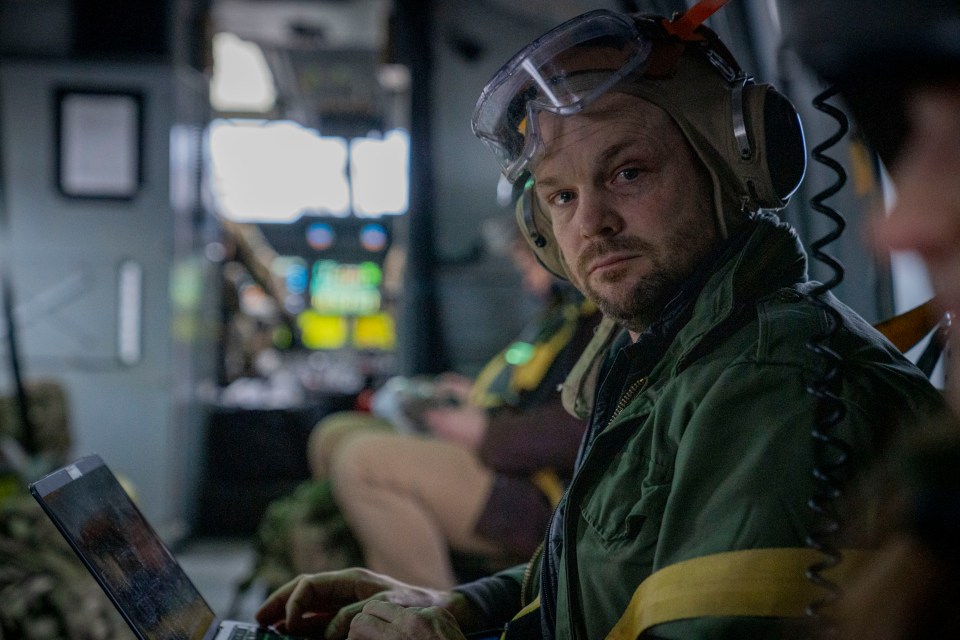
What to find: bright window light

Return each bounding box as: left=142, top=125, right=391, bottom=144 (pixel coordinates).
left=210, top=32, right=277, bottom=113
left=350, top=129, right=409, bottom=216
left=208, top=119, right=350, bottom=223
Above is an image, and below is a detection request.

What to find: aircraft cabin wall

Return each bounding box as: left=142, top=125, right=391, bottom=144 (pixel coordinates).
left=0, top=2, right=217, bottom=537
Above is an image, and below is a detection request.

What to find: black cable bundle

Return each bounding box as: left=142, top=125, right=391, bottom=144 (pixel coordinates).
left=803, top=85, right=853, bottom=636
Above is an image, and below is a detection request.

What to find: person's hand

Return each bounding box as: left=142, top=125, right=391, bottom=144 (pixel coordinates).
left=346, top=600, right=467, bottom=640
left=423, top=404, right=488, bottom=451
left=254, top=567, right=454, bottom=639
left=432, top=373, right=474, bottom=403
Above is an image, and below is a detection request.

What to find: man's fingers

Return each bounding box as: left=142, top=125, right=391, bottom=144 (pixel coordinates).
left=323, top=599, right=369, bottom=640
left=254, top=575, right=301, bottom=625
left=321, top=592, right=398, bottom=639
left=257, top=573, right=351, bottom=635
left=347, top=602, right=405, bottom=640
left=284, top=577, right=337, bottom=634
left=361, top=600, right=400, bottom=622
left=254, top=569, right=422, bottom=638
left=350, top=602, right=467, bottom=640
left=285, top=611, right=333, bottom=637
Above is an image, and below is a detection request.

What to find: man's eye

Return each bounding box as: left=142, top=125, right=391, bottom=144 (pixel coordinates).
left=618, top=167, right=640, bottom=181
left=554, top=191, right=575, bottom=205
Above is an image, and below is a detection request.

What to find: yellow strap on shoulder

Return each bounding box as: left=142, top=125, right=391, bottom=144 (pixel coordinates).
left=605, top=547, right=870, bottom=640
left=511, top=319, right=577, bottom=392
left=500, top=595, right=541, bottom=640
left=530, top=469, right=565, bottom=508
left=470, top=347, right=511, bottom=408
left=512, top=300, right=595, bottom=393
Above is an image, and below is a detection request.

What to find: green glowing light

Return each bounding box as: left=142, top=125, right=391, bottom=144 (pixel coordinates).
left=504, top=341, right=535, bottom=365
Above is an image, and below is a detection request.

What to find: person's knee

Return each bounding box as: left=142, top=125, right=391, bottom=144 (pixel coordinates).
left=328, top=433, right=394, bottom=502
left=328, top=435, right=412, bottom=536
left=308, top=411, right=389, bottom=479
left=308, top=413, right=350, bottom=478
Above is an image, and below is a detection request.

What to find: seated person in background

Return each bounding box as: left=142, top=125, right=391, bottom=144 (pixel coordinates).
left=257, top=3, right=946, bottom=638
left=305, top=215, right=601, bottom=590
left=793, top=1, right=960, bottom=638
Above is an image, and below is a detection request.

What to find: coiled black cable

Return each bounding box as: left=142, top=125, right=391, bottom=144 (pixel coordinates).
left=803, top=84, right=854, bottom=636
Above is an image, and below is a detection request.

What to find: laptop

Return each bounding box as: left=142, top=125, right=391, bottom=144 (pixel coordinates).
left=29, top=453, right=296, bottom=640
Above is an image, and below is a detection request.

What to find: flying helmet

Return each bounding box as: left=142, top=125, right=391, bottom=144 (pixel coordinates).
left=472, top=0, right=807, bottom=278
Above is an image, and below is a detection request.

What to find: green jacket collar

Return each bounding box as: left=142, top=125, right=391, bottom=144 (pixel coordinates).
left=561, top=213, right=809, bottom=417
left=663, top=213, right=809, bottom=373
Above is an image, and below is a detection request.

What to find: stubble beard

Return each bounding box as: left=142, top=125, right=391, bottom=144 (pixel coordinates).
left=573, top=224, right=718, bottom=334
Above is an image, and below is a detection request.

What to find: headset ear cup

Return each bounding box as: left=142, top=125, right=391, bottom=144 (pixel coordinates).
left=741, top=83, right=807, bottom=209
left=514, top=185, right=569, bottom=279
left=763, top=87, right=806, bottom=206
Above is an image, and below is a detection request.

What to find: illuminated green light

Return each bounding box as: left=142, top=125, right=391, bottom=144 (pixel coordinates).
left=504, top=341, right=535, bottom=365
left=359, top=261, right=383, bottom=286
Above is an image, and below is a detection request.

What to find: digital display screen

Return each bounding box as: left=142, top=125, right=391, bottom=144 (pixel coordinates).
left=309, top=260, right=382, bottom=316
left=289, top=261, right=395, bottom=352
left=264, top=215, right=398, bottom=353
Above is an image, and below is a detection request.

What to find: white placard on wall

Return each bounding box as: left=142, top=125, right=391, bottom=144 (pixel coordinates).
left=59, top=91, right=141, bottom=198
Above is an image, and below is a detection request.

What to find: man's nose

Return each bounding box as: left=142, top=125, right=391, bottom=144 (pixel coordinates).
left=577, top=191, right=622, bottom=238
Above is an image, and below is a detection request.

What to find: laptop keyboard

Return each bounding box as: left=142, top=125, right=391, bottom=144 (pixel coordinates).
left=228, top=627, right=292, bottom=640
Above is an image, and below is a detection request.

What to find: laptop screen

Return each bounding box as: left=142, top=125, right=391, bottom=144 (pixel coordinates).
left=32, top=455, right=216, bottom=640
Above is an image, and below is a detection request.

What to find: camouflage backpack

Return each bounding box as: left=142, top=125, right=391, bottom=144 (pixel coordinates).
left=0, top=380, right=129, bottom=640
left=0, top=491, right=130, bottom=640
left=238, top=479, right=363, bottom=595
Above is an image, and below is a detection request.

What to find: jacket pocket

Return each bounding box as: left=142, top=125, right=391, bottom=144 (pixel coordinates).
left=578, top=453, right=671, bottom=548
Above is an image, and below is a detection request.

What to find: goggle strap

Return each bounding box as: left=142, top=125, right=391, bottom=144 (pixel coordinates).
left=663, top=0, right=730, bottom=40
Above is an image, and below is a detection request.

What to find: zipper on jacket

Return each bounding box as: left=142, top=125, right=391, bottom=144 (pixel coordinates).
left=605, top=376, right=647, bottom=428
left=520, top=541, right=544, bottom=607
left=545, top=374, right=648, bottom=640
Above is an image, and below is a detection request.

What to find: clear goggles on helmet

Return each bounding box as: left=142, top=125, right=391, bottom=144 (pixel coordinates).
left=472, top=10, right=655, bottom=184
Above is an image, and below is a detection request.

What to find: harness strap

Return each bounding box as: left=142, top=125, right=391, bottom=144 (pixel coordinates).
left=500, top=595, right=541, bottom=640
left=512, top=303, right=583, bottom=392
left=500, top=548, right=870, bottom=640
left=530, top=469, right=565, bottom=508
left=605, top=547, right=870, bottom=639
left=472, top=300, right=596, bottom=407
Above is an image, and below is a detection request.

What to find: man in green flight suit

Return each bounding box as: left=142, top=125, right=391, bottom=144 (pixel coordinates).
left=254, top=2, right=946, bottom=638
